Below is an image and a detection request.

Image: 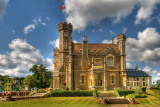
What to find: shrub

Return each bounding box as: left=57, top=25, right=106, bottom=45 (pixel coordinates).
left=135, top=87, right=140, bottom=94
left=60, top=86, right=69, bottom=91
left=37, top=89, right=46, bottom=93
left=140, top=87, right=146, bottom=93
left=6, top=93, right=12, bottom=101
left=128, top=94, right=147, bottom=98
left=93, top=89, right=98, bottom=97
left=46, top=90, right=96, bottom=97
left=114, top=88, right=135, bottom=97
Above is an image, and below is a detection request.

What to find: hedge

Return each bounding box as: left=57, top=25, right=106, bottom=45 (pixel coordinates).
left=114, top=88, right=135, bottom=97
left=45, top=90, right=97, bottom=97
left=140, top=87, right=146, bottom=93
left=128, top=94, right=147, bottom=98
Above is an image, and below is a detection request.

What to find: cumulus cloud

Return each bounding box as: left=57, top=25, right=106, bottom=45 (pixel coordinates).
left=135, top=0, right=160, bottom=24
left=122, top=27, right=127, bottom=33
left=143, top=66, right=152, bottom=73
left=126, top=27, right=160, bottom=62
left=151, top=70, right=158, bottom=74
left=65, top=0, right=160, bottom=30
left=0, top=39, right=53, bottom=77
left=0, top=0, right=9, bottom=20
left=24, top=17, right=47, bottom=35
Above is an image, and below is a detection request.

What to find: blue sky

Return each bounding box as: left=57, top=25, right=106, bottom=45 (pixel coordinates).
left=0, top=0, right=160, bottom=83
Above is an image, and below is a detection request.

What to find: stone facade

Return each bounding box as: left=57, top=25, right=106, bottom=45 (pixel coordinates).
left=53, top=22, right=127, bottom=91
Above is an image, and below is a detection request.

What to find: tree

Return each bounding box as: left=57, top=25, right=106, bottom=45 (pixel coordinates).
left=29, top=64, right=53, bottom=89
left=156, top=80, right=160, bottom=88
left=24, top=75, right=36, bottom=91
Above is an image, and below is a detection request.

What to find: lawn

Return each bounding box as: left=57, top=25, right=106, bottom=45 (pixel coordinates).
left=128, top=90, right=160, bottom=107
left=0, top=97, right=107, bottom=107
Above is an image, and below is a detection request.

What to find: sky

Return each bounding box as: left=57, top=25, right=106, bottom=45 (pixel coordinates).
left=0, top=0, right=160, bottom=83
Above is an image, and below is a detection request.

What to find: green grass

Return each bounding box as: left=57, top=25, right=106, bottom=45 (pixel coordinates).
left=0, top=97, right=106, bottom=107
left=128, top=90, right=160, bottom=107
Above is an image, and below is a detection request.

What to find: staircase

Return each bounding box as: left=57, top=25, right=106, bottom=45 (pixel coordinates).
left=31, top=93, right=47, bottom=97
left=97, top=91, right=130, bottom=104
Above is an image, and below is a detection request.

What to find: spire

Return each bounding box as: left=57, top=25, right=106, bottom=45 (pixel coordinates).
left=112, top=38, right=113, bottom=44
left=82, top=35, right=88, bottom=43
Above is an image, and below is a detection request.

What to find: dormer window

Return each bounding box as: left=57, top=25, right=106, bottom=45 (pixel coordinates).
left=107, top=57, right=113, bottom=66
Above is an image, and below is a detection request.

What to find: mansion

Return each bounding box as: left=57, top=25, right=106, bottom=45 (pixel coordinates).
left=53, top=22, right=151, bottom=91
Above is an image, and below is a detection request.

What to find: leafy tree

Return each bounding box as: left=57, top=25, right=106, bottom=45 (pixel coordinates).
left=24, top=75, right=36, bottom=91
left=29, top=64, right=53, bottom=89
left=156, top=80, right=160, bottom=88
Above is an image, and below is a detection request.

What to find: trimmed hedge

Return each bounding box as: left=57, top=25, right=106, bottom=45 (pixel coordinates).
left=128, top=94, right=147, bottom=98
left=140, top=87, right=146, bottom=93
left=45, top=90, right=97, bottom=97
left=114, top=88, right=135, bottom=97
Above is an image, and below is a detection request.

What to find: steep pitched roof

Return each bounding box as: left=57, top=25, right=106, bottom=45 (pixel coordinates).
left=126, top=69, right=151, bottom=77
left=73, top=43, right=118, bottom=52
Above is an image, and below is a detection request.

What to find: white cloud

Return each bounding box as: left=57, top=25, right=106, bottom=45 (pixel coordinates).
left=126, top=27, right=160, bottom=62
left=157, top=73, right=160, bottom=76
left=49, top=38, right=78, bottom=48
left=65, top=0, right=160, bottom=30
left=73, top=40, right=78, bottom=43
left=24, top=24, right=36, bottom=35
left=99, top=28, right=103, bottom=32
left=102, top=37, right=117, bottom=44
left=151, top=70, right=158, bottom=74
left=126, top=62, right=132, bottom=69
left=49, top=38, right=59, bottom=48
left=24, top=17, right=47, bottom=35
left=92, top=29, right=95, bottom=32
left=0, top=39, right=53, bottom=77
left=46, top=17, right=50, bottom=21
left=143, top=66, right=152, bottom=73
left=0, top=0, right=9, bottom=20
left=135, top=0, right=160, bottom=24
left=110, top=30, right=115, bottom=35
left=122, top=27, right=127, bottom=33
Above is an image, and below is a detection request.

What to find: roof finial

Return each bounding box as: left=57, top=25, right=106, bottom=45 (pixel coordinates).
left=136, top=64, right=138, bottom=70
left=112, top=38, right=113, bottom=44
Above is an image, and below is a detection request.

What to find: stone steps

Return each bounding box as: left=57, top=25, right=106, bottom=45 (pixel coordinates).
left=104, top=98, right=130, bottom=104
left=31, top=93, right=47, bottom=97
left=98, top=92, right=117, bottom=97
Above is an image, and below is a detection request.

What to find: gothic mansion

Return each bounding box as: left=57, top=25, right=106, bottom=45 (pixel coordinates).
left=53, top=22, right=151, bottom=91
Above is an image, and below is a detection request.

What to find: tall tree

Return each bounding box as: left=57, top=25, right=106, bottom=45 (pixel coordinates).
left=156, top=80, right=160, bottom=88
left=24, top=75, right=36, bottom=91
left=29, top=64, right=53, bottom=88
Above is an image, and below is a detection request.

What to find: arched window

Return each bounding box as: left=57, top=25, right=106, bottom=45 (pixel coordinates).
left=107, top=57, right=113, bottom=66
left=82, top=76, right=84, bottom=85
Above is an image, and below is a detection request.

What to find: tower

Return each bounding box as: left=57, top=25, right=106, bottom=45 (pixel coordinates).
left=117, top=33, right=126, bottom=89
left=58, top=22, right=73, bottom=69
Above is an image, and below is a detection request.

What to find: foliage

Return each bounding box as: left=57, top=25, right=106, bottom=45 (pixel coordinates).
left=128, top=93, right=147, bottom=98
left=156, top=80, right=160, bottom=88
left=6, top=93, right=12, bottom=101
left=37, top=89, right=46, bottom=93
left=135, top=87, right=141, bottom=94
left=46, top=90, right=96, bottom=97
left=24, top=75, right=36, bottom=91
left=114, top=88, right=135, bottom=97
left=140, top=87, right=146, bottom=93
left=92, top=89, right=98, bottom=97
left=29, top=64, right=53, bottom=89
left=60, top=86, right=69, bottom=91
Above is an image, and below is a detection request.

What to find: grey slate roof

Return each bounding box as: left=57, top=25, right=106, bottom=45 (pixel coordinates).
left=126, top=69, right=151, bottom=77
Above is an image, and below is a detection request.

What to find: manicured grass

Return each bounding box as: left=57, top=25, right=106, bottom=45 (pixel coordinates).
left=128, top=94, right=160, bottom=107
left=0, top=97, right=106, bottom=107
left=147, top=89, right=160, bottom=98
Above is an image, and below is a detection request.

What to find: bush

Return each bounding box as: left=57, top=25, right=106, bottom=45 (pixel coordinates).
left=60, top=86, right=69, bottom=91
left=92, top=89, right=97, bottom=97
left=37, top=89, right=46, bottom=93
left=46, top=90, right=96, bottom=97
left=140, top=87, right=146, bottom=93
left=114, top=88, right=135, bottom=97
left=128, top=94, right=147, bottom=98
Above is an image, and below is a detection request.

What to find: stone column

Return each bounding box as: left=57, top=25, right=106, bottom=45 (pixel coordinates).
left=148, top=77, right=150, bottom=89
left=91, top=57, right=95, bottom=89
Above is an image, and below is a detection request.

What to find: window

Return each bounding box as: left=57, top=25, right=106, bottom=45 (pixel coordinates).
left=112, top=76, right=114, bottom=85
left=142, top=77, right=145, bottom=81
left=82, top=76, right=84, bottom=85
left=107, top=57, right=113, bottom=66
